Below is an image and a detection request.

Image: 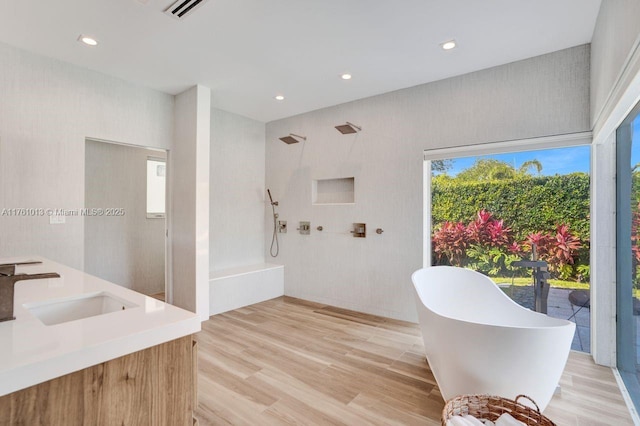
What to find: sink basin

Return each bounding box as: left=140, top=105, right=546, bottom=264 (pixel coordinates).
left=25, top=292, right=138, bottom=326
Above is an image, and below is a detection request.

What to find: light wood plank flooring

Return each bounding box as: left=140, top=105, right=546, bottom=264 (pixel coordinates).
left=194, top=296, right=633, bottom=425
left=150, top=292, right=165, bottom=301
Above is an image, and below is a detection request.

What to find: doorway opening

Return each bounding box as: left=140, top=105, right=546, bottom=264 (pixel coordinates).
left=84, top=139, right=168, bottom=300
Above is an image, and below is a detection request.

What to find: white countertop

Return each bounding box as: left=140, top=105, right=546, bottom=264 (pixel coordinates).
left=0, top=256, right=201, bottom=397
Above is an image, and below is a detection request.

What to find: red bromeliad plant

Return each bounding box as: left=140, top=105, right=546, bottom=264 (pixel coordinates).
left=523, top=231, right=553, bottom=258
left=432, top=221, right=468, bottom=266
left=433, top=210, right=519, bottom=274
left=507, top=241, right=523, bottom=255
left=551, top=224, right=582, bottom=267
left=432, top=209, right=586, bottom=280
left=464, top=210, right=517, bottom=275
left=466, top=210, right=511, bottom=247
left=522, top=226, right=582, bottom=278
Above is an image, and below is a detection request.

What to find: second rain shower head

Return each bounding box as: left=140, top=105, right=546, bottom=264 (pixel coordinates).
left=335, top=122, right=362, bottom=134
left=279, top=133, right=307, bottom=144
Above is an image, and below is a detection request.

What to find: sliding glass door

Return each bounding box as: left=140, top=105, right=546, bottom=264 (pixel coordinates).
left=616, top=101, right=640, bottom=407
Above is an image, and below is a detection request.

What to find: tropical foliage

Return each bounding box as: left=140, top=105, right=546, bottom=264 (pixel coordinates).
left=453, top=159, right=542, bottom=182
left=432, top=158, right=590, bottom=282
left=432, top=210, right=584, bottom=280
left=432, top=172, right=590, bottom=242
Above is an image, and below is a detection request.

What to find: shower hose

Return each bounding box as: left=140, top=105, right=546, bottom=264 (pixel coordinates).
left=270, top=203, right=279, bottom=257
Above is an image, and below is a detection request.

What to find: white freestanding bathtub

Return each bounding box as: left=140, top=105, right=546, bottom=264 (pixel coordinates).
left=412, top=266, right=575, bottom=411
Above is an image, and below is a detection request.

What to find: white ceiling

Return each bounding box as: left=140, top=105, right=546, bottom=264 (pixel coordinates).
left=0, top=0, right=601, bottom=123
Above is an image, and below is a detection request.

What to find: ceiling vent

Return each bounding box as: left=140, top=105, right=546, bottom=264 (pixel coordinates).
left=164, top=0, right=209, bottom=19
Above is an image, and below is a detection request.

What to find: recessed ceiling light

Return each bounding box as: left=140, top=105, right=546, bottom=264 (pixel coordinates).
left=441, top=40, right=457, bottom=50
left=78, top=35, right=98, bottom=46
left=275, top=95, right=285, bottom=101
left=341, top=73, right=352, bottom=80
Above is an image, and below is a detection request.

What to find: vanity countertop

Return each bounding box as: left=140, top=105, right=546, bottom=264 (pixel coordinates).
left=0, top=256, right=201, bottom=397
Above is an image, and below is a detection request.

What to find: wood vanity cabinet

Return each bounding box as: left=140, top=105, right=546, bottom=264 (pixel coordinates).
left=0, top=335, right=196, bottom=425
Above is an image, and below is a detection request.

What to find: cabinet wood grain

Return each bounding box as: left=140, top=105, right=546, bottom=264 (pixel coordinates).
left=0, top=335, right=194, bottom=426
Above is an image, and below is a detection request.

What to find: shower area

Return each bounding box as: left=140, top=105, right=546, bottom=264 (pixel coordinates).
left=207, top=109, right=284, bottom=315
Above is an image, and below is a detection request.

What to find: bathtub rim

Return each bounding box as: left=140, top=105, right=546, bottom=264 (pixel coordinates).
left=412, top=266, right=577, bottom=331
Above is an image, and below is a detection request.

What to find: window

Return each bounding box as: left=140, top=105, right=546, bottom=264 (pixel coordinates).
left=424, top=133, right=592, bottom=351
left=147, top=158, right=166, bottom=218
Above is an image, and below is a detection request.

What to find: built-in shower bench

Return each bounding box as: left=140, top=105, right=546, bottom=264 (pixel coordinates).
left=209, top=263, right=284, bottom=315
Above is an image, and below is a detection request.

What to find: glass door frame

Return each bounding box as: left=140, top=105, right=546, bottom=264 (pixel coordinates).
left=616, top=102, right=640, bottom=406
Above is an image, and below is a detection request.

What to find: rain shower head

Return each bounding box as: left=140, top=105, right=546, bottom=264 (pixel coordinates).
left=279, top=133, right=307, bottom=144
left=335, top=122, right=362, bottom=134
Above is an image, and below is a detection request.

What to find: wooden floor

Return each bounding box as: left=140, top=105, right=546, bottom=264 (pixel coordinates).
left=194, top=297, right=633, bottom=426
left=150, top=292, right=165, bottom=301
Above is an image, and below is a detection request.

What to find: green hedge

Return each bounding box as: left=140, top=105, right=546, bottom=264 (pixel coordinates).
left=431, top=173, right=590, bottom=241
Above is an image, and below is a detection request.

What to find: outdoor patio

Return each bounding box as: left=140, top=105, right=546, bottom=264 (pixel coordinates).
left=499, top=285, right=591, bottom=353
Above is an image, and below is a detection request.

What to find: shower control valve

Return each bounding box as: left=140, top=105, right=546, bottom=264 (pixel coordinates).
left=297, top=221, right=311, bottom=235
left=351, top=223, right=366, bottom=238
left=277, top=220, right=287, bottom=233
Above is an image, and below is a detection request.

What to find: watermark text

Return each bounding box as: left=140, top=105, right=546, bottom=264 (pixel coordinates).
left=1, top=208, right=126, bottom=217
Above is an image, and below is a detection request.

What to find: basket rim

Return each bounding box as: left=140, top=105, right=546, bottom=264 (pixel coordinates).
left=441, top=394, right=556, bottom=426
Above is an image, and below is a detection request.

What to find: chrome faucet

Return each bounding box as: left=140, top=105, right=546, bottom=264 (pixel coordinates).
left=0, top=262, right=60, bottom=322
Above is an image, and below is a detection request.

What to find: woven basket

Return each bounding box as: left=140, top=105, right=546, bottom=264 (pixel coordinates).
left=441, top=394, right=555, bottom=426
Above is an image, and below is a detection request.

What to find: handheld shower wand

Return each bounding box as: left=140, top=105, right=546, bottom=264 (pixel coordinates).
left=267, top=189, right=278, bottom=206
left=267, top=189, right=279, bottom=257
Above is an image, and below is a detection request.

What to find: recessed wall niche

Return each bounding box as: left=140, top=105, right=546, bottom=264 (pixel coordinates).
left=312, top=177, right=355, bottom=205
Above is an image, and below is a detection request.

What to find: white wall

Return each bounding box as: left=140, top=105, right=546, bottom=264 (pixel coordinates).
left=0, top=42, right=173, bottom=269
left=591, top=0, right=640, bottom=134
left=266, top=45, right=591, bottom=322
left=210, top=108, right=266, bottom=271
left=172, top=85, right=210, bottom=320
left=84, top=140, right=166, bottom=295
